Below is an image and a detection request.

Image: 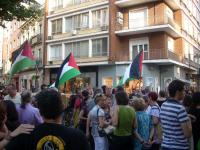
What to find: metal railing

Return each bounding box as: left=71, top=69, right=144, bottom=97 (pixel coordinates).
left=116, top=15, right=180, bottom=31
left=132, top=49, right=181, bottom=61
left=136, top=49, right=200, bottom=68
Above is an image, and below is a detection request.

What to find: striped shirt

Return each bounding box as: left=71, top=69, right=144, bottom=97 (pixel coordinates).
left=160, top=99, right=189, bottom=150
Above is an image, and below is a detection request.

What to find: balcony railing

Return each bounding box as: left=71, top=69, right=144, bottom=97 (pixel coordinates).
left=132, top=49, right=181, bottom=61
left=115, top=0, right=181, bottom=10
left=116, top=15, right=180, bottom=31
left=136, top=49, right=200, bottom=68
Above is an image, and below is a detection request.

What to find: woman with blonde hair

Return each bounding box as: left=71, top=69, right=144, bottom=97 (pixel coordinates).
left=132, top=98, right=151, bottom=150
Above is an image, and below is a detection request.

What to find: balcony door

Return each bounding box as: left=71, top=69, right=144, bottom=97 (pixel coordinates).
left=129, top=38, right=149, bottom=60
left=129, top=8, right=147, bottom=29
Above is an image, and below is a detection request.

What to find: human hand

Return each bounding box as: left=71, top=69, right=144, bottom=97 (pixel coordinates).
left=10, top=124, right=34, bottom=138
left=142, top=141, right=152, bottom=148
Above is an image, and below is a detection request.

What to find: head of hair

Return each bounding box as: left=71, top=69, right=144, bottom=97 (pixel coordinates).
left=132, top=98, right=146, bottom=111
left=168, top=80, right=185, bottom=97
left=93, top=88, right=102, bottom=99
left=116, top=86, right=124, bottom=93
left=101, top=85, right=107, bottom=94
left=142, top=95, right=149, bottom=103
left=35, top=89, right=64, bottom=120
left=20, top=90, right=32, bottom=109
left=192, top=92, right=200, bottom=107
left=81, top=90, right=89, bottom=99
left=95, top=94, right=106, bottom=104
left=0, top=102, right=6, bottom=128
left=3, top=100, right=18, bottom=121
left=3, top=101, right=19, bottom=131
left=41, top=84, right=47, bottom=90
left=7, top=84, right=16, bottom=90
left=159, top=90, right=166, bottom=98
left=115, top=91, right=129, bottom=105
left=148, top=92, right=158, bottom=101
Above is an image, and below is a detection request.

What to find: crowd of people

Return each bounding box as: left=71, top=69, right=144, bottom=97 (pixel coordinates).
left=0, top=80, right=199, bottom=150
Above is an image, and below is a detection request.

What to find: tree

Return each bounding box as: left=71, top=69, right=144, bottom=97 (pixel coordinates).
left=0, top=0, right=41, bottom=27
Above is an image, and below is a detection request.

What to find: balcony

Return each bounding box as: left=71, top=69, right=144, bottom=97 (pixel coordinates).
left=115, top=16, right=181, bottom=38
left=131, top=48, right=183, bottom=66
left=164, top=0, right=181, bottom=10
left=115, top=0, right=181, bottom=10
left=30, top=34, right=42, bottom=46
left=183, top=57, right=200, bottom=69
left=115, top=0, right=157, bottom=8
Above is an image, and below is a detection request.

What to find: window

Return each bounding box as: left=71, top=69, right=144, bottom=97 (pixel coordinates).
left=129, top=8, right=147, bottom=28
left=65, top=40, right=89, bottom=58
left=53, top=0, right=63, bottom=9
left=65, top=0, right=89, bottom=7
left=52, top=19, right=62, bottom=35
left=130, top=38, right=149, bottom=60
left=92, top=8, right=108, bottom=28
left=166, top=6, right=173, bottom=19
left=184, top=41, right=189, bottom=58
left=168, top=37, right=174, bottom=52
left=65, top=13, right=89, bottom=32
left=49, top=45, right=62, bottom=60
left=92, top=38, right=108, bottom=56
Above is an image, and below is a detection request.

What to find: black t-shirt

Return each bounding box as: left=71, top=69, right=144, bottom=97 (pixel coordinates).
left=189, top=107, right=200, bottom=150
left=5, top=123, right=89, bottom=150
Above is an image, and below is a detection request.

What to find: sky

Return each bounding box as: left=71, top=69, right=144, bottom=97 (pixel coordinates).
left=36, top=0, right=45, bottom=4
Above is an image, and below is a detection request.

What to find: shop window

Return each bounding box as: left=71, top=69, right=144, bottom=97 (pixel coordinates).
left=102, top=77, right=113, bottom=87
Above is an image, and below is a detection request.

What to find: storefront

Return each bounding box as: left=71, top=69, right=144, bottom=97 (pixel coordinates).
left=49, top=66, right=98, bottom=94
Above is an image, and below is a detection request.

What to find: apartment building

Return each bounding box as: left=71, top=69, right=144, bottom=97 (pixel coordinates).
left=17, top=17, right=44, bottom=91
left=2, top=20, right=23, bottom=87
left=45, top=0, right=110, bottom=90
left=45, top=0, right=200, bottom=91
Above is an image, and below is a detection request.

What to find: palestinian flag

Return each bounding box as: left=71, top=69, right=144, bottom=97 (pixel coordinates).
left=55, top=53, right=81, bottom=88
left=9, top=41, right=35, bottom=81
left=118, top=50, right=143, bottom=85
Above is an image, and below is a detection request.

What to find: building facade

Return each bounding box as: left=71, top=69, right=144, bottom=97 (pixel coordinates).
left=2, top=20, right=23, bottom=88
left=45, top=0, right=200, bottom=92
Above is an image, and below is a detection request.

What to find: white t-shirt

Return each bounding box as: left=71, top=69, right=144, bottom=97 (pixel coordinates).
left=4, top=93, right=21, bottom=105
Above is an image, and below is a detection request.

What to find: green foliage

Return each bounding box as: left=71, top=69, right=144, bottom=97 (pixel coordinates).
left=0, top=0, right=42, bottom=27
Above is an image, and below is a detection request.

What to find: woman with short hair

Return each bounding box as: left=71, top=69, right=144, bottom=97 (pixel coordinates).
left=111, top=91, right=136, bottom=150
left=17, top=90, right=43, bottom=126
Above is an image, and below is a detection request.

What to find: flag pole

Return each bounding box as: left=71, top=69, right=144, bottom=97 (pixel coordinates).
left=139, top=77, right=142, bottom=90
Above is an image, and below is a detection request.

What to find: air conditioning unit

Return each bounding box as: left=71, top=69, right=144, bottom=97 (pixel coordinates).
left=117, top=18, right=123, bottom=25
left=47, top=36, right=53, bottom=40
left=116, top=12, right=123, bottom=19
left=50, top=11, right=54, bottom=15
left=101, top=25, right=108, bottom=31
left=72, top=30, right=77, bottom=36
